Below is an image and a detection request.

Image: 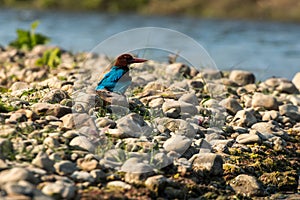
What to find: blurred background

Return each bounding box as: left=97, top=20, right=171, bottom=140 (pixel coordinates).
left=1, top=0, right=300, bottom=80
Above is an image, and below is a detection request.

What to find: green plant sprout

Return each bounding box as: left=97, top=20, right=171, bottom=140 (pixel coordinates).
left=9, top=21, right=50, bottom=50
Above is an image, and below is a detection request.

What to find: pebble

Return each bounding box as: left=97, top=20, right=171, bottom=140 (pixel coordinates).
left=219, top=97, right=242, bottom=115
left=229, top=70, right=255, bottom=86
left=69, top=135, right=96, bottom=152
left=163, top=135, right=192, bottom=154
left=251, top=92, right=279, bottom=110
left=54, top=160, right=77, bottom=176
left=41, top=180, right=76, bottom=199
left=231, top=109, right=257, bottom=127
left=190, top=153, right=223, bottom=176
left=32, top=152, right=55, bottom=172
left=230, top=174, right=263, bottom=197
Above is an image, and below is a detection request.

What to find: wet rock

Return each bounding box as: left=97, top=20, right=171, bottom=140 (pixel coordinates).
left=163, top=135, right=192, bottom=154
left=231, top=109, right=257, bottom=127
left=251, top=92, right=279, bottom=110
left=230, top=174, right=263, bottom=197
left=69, top=136, right=95, bottom=152
left=54, top=160, right=77, bottom=176
left=145, top=175, right=167, bottom=194
left=40, top=89, right=69, bottom=104
left=219, top=97, right=243, bottom=115
left=190, top=153, right=223, bottom=176
left=116, top=113, right=152, bottom=138
left=106, top=181, right=132, bottom=190
left=292, top=72, right=300, bottom=91
left=279, top=104, right=300, bottom=121
left=41, top=180, right=76, bottom=200
left=32, top=152, right=55, bottom=172
left=236, top=133, right=261, bottom=144
left=229, top=70, right=255, bottom=86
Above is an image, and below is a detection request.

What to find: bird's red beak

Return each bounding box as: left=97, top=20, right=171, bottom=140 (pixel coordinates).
left=130, top=58, right=148, bottom=63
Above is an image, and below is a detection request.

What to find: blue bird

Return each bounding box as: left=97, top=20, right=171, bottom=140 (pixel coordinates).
left=96, top=54, right=147, bottom=95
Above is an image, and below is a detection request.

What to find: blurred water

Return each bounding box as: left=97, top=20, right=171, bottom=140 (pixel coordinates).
left=1, top=8, right=300, bottom=80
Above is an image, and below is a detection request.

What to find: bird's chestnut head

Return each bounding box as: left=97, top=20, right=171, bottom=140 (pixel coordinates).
left=114, top=54, right=147, bottom=67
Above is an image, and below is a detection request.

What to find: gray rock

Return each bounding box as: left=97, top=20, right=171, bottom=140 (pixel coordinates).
left=231, top=110, right=257, bottom=127
left=148, top=97, right=164, bottom=109
left=40, top=89, right=69, bottom=104
left=162, top=100, right=181, bottom=118
left=263, top=77, right=298, bottom=94
left=10, top=81, right=31, bottom=96
left=292, top=72, right=300, bottom=91
left=178, top=92, right=199, bottom=105
left=165, top=63, right=190, bottom=77
left=156, top=118, right=196, bottom=138
left=163, top=135, right=192, bottom=154
left=190, top=153, right=223, bottom=176
left=0, top=168, right=36, bottom=185
left=121, top=157, right=155, bottom=185
left=251, top=122, right=288, bottom=140
left=70, top=171, right=94, bottom=182
left=32, top=152, right=55, bottom=172
left=261, top=110, right=280, bottom=121
left=72, top=92, right=100, bottom=112
left=251, top=92, right=278, bottom=110
left=279, top=104, right=300, bottom=121
left=43, top=137, right=60, bottom=148
left=32, top=103, right=71, bottom=118
left=69, top=135, right=95, bottom=152
left=106, top=181, right=132, bottom=190
left=95, top=117, right=116, bottom=128
left=41, top=180, right=76, bottom=200
left=116, top=113, right=153, bottom=138
left=193, top=138, right=212, bottom=153
left=236, top=133, right=261, bottom=144
left=54, top=160, right=77, bottom=176
left=0, top=125, right=17, bottom=137
left=90, top=169, right=106, bottom=182
left=199, top=70, right=222, bottom=80
left=229, top=70, right=255, bottom=86
left=3, top=181, right=42, bottom=197
left=121, top=157, right=154, bottom=173
left=230, top=174, right=263, bottom=197
left=60, top=113, right=97, bottom=130
left=145, top=175, right=167, bottom=194
left=0, top=138, right=13, bottom=159
left=219, top=97, right=243, bottom=115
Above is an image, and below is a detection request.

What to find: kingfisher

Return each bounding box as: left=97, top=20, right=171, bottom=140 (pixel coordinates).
left=95, top=54, right=147, bottom=98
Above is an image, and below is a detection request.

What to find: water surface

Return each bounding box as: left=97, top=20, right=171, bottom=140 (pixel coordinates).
left=1, top=9, right=300, bottom=80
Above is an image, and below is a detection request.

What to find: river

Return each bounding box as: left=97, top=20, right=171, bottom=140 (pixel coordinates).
left=1, top=9, right=300, bottom=80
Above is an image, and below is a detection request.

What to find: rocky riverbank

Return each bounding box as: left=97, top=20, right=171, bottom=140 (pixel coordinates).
left=0, top=45, right=299, bottom=199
